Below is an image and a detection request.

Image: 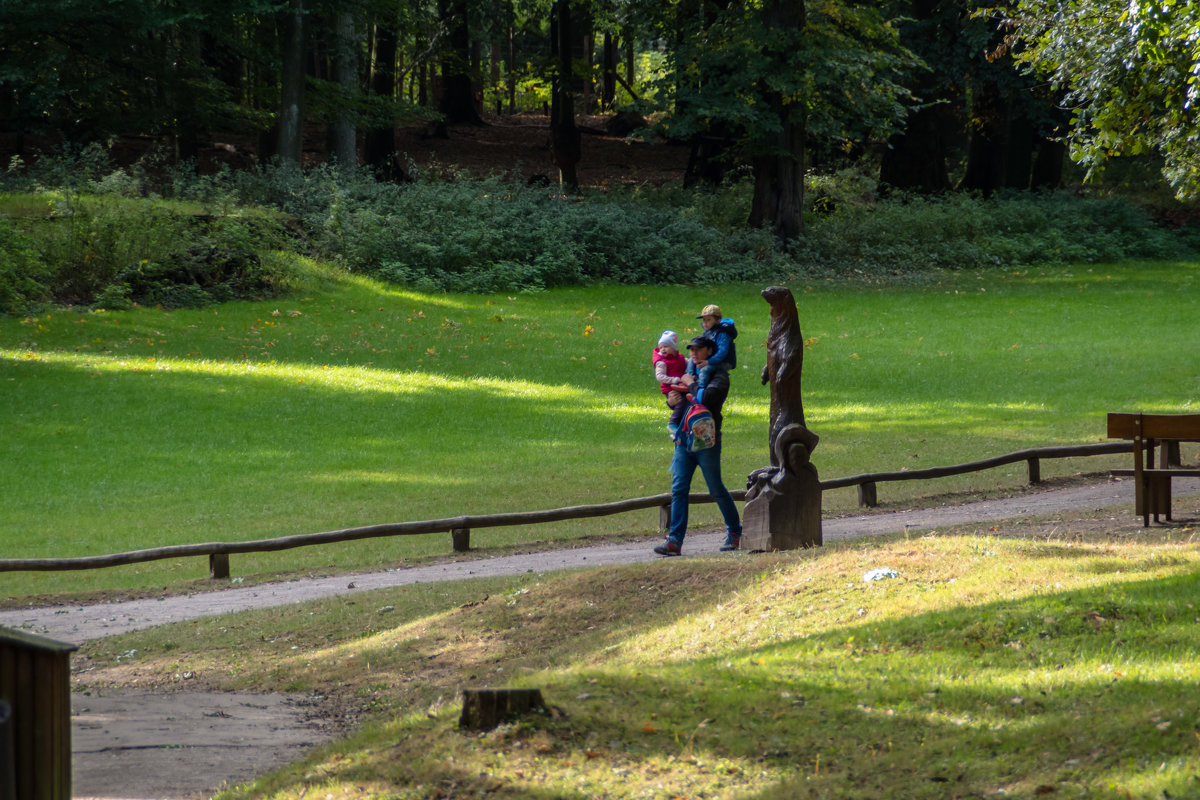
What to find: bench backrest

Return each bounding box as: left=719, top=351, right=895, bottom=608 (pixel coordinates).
left=1108, top=412, right=1200, bottom=440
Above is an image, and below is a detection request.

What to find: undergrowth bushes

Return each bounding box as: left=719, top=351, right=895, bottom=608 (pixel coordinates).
left=794, top=189, right=1197, bottom=272
left=1, top=149, right=1197, bottom=313
left=0, top=191, right=286, bottom=312
left=205, top=164, right=787, bottom=291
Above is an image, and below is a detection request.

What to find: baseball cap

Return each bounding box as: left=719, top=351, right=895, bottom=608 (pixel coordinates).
left=697, top=304, right=721, bottom=319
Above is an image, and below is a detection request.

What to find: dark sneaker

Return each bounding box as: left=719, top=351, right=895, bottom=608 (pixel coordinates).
left=654, top=540, right=682, bottom=556
left=719, top=535, right=741, bottom=552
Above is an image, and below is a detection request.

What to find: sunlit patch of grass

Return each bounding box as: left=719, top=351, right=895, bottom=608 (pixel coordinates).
left=4, top=265, right=1200, bottom=599
left=72, top=520, right=1200, bottom=800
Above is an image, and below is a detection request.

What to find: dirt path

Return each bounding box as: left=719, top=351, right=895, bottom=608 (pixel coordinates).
left=5, top=476, right=1197, bottom=800
left=71, top=690, right=329, bottom=800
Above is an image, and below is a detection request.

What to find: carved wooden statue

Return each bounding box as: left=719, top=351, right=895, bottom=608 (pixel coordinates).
left=741, top=286, right=822, bottom=550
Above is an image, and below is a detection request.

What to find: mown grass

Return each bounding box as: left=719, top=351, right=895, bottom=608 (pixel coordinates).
left=75, top=503, right=1200, bottom=799
left=3, top=261, right=1199, bottom=601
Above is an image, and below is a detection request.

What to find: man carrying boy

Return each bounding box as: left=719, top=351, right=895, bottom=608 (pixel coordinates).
left=654, top=334, right=742, bottom=556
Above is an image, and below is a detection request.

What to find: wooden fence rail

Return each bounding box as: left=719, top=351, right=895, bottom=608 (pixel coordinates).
left=823, top=441, right=1139, bottom=507
left=0, top=440, right=1146, bottom=578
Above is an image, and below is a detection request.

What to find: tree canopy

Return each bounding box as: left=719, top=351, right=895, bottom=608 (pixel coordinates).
left=7, top=0, right=1191, bottom=231
left=1008, top=0, right=1200, bottom=197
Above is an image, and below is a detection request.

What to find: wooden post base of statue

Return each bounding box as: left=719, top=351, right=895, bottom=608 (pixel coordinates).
left=740, top=461, right=822, bottom=551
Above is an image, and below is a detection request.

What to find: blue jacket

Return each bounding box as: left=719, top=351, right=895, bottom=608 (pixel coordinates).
left=703, top=317, right=737, bottom=371
left=688, top=318, right=736, bottom=408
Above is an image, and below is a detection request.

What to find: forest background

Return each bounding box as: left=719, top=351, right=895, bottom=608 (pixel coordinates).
left=3, top=0, right=1200, bottom=312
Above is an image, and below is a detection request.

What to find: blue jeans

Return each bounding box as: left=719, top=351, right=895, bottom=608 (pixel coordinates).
left=668, top=442, right=742, bottom=545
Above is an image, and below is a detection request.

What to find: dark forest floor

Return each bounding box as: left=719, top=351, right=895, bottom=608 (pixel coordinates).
left=0, top=112, right=692, bottom=190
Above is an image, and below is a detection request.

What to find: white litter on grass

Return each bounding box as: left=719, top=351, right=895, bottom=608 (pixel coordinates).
left=863, top=567, right=899, bottom=582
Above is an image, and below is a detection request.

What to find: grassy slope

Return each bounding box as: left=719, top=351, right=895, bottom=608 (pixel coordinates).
left=3, top=263, right=1199, bottom=600
left=77, top=499, right=1200, bottom=800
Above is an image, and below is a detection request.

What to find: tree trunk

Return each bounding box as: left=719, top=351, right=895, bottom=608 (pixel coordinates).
left=508, top=21, right=517, bottom=112
left=329, top=10, right=358, bottom=167
left=550, top=0, right=581, bottom=187
left=749, top=119, right=806, bottom=244
left=439, top=0, right=483, bottom=124
left=490, top=41, right=502, bottom=114
left=365, top=22, right=400, bottom=176
left=1030, top=137, right=1065, bottom=189
left=471, top=38, right=484, bottom=116
left=961, top=78, right=1008, bottom=196
left=625, top=27, right=635, bottom=90
left=1004, top=116, right=1035, bottom=190
left=748, top=0, right=806, bottom=244
left=601, top=32, right=617, bottom=110
left=418, top=49, right=429, bottom=107
left=678, top=0, right=738, bottom=188
left=172, top=28, right=203, bottom=165
left=877, top=0, right=956, bottom=195
left=879, top=103, right=953, bottom=194
left=276, top=0, right=306, bottom=165
left=581, top=27, right=595, bottom=113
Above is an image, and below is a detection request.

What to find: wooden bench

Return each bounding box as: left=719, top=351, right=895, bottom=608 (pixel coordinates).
left=1107, top=412, right=1200, bottom=526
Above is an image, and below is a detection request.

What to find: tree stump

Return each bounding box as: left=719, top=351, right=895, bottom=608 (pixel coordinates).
left=459, top=688, right=547, bottom=731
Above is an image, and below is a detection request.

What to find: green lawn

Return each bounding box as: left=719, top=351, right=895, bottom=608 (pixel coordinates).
left=3, top=262, right=1198, bottom=599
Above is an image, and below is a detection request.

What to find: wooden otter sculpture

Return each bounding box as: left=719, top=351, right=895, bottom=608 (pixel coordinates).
left=741, top=286, right=822, bottom=550
left=761, top=285, right=818, bottom=465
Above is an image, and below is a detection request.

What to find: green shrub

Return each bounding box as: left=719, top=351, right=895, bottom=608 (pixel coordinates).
left=1, top=188, right=288, bottom=311
left=0, top=218, right=49, bottom=313
left=794, top=190, right=1194, bottom=273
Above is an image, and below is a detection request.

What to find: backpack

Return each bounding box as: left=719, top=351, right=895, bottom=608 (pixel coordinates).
left=681, top=404, right=717, bottom=452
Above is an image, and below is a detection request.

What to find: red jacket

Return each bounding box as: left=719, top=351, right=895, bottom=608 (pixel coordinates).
left=652, top=347, right=688, bottom=394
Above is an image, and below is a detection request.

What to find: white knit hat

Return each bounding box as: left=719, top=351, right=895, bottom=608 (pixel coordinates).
left=657, top=330, right=678, bottom=349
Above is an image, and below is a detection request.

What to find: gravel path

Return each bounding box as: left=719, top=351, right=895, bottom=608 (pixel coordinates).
left=7, top=476, right=1194, bottom=645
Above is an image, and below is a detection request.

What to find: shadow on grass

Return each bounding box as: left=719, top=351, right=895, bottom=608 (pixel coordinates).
left=217, top=560, right=1200, bottom=799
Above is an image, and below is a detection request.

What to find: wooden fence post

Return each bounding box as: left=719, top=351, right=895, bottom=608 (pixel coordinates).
left=1027, top=457, right=1041, bottom=484
left=658, top=503, right=670, bottom=532
left=857, top=481, right=877, bottom=508
left=452, top=528, right=470, bottom=552
left=209, top=553, right=230, bottom=580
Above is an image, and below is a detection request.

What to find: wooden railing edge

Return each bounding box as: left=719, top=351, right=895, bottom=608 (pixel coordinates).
left=0, top=440, right=1150, bottom=576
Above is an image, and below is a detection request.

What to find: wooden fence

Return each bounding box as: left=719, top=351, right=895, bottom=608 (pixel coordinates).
left=0, top=441, right=1143, bottom=578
